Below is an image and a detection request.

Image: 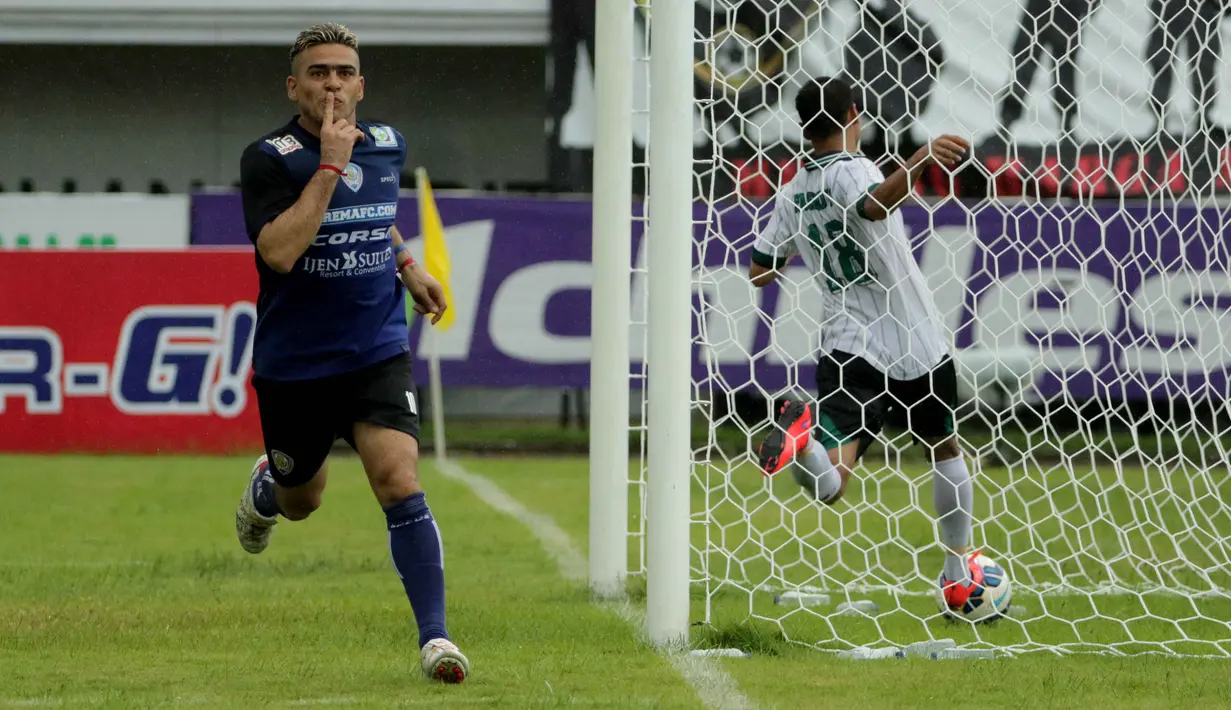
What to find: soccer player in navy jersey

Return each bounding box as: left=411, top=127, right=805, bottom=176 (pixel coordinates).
left=233, top=23, right=469, bottom=683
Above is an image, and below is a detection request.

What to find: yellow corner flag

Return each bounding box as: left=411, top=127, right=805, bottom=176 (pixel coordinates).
left=415, top=167, right=455, bottom=332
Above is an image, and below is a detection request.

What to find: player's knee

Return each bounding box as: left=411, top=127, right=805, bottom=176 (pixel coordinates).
left=278, top=488, right=323, bottom=520
left=353, top=423, right=423, bottom=506
left=927, top=436, right=962, bottom=462
left=275, top=463, right=328, bottom=520
left=369, top=463, right=423, bottom=508
left=819, top=464, right=854, bottom=505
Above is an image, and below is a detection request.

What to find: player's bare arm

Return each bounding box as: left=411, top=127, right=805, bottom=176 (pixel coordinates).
left=862, top=135, right=970, bottom=221
left=390, top=226, right=449, bottom=325
left=256, top=92, right=365, bottom=273
left=749, top=193, right=798, bottom=287
left=749, top=260, right=781, bottom=287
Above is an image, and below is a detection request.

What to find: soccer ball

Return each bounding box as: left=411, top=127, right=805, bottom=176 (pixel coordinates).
left=935, top=552, right=1012, bottom=623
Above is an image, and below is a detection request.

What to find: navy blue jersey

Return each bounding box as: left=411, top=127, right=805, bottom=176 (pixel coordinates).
left=240, top=116, right=409, bottom=381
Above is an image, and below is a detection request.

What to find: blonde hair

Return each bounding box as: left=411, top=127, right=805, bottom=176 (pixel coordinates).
left=290, top=23, right=359, bottom=65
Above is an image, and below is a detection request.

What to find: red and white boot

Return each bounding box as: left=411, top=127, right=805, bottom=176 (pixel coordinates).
left=421, top=638, right=469, bottom=683
left=757, top=400, right=813, bottom=477
left=939, top=550, right=987, bottom=613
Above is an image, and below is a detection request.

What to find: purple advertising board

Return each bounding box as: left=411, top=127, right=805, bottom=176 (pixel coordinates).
left=192, top=193, right=1231, bottom=401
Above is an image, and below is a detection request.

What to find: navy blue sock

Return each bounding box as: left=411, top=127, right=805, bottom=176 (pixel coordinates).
left=252, top=461, right=281, bottom=518
left=385, top=492, right=449, bottom=648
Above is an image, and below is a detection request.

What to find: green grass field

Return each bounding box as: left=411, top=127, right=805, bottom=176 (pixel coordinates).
left=677, top=449, right=1231, bottom=658
left=2, top=453, right=1230, bottom=709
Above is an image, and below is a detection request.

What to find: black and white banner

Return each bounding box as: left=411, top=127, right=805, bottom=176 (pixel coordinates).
left=548, top=0, right=1231, bottom=198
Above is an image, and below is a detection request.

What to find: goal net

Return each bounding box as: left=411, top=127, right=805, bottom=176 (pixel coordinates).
left=630, top=0, right=1231, bottom=657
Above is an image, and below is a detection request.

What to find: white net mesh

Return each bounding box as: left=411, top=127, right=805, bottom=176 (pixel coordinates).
left=632, top=0, right=1231, bottom=657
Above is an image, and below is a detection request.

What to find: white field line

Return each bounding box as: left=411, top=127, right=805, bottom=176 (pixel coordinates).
left=747, top=582, right=1229, bottom=598
left=4, top=697, right=672, bottom=707
left=3, top=564, right=1217, bottom=600
left=602, top=599, right=757, bottom=710
left=437, top=459, right=757, bottom=710
left=0, top=560, right=150, bottom=569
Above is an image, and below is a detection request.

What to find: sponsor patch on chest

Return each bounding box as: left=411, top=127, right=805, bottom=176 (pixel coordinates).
left=341, top=162, right=363, bottom=192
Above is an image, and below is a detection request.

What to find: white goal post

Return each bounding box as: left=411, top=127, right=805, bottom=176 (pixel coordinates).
left=592, top=0, right=1231, bottom=657
left=588, top=0, right=634, bottom=604
left=589, top=0, right=696, bottom=646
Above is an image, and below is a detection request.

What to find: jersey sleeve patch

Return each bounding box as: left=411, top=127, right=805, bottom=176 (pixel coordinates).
left=368, top=125, right=399, bottom=147
left=265, top=134, right=303, bottom=156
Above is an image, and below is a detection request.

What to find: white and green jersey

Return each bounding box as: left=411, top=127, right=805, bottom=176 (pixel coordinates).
left=751, top=151, right=950, bottom=381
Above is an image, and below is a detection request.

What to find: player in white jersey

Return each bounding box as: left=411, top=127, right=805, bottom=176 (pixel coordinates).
left=749, top=75, right=984, bottom=613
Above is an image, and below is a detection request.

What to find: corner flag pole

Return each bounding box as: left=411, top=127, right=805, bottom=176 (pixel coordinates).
left=416, top=166, right=453, bottom=464
left=426, top=323, right=447, bottom=464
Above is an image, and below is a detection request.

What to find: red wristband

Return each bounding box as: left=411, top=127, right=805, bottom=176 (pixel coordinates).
left=318, top=164, right=345, bottom=175
left=394, top=242, right=414, bottom=270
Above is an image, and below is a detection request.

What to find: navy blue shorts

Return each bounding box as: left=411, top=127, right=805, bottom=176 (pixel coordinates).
left=251, top=354, right=420, bottom=487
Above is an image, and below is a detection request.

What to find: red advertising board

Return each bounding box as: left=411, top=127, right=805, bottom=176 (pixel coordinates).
left=0, top=250, right=264, bottom=453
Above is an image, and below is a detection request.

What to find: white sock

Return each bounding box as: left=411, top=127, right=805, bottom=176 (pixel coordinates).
left=934, top=455, right=973, bottom=583
left=943, top=552, right=970, bottom=584
left=792, top=439, right=843, bottom=502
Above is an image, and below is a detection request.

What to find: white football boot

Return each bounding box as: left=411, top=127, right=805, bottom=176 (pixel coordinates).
left=235, top=455, right=278, bottom=554
left=421, top=638, right=469, bottom=683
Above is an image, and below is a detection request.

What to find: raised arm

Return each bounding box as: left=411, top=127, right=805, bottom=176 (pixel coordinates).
left=253, top=167, right=341, bottom=273
left=861, top=135, right=968, bottom=221
left=245, top=92, right=366, bottom=273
